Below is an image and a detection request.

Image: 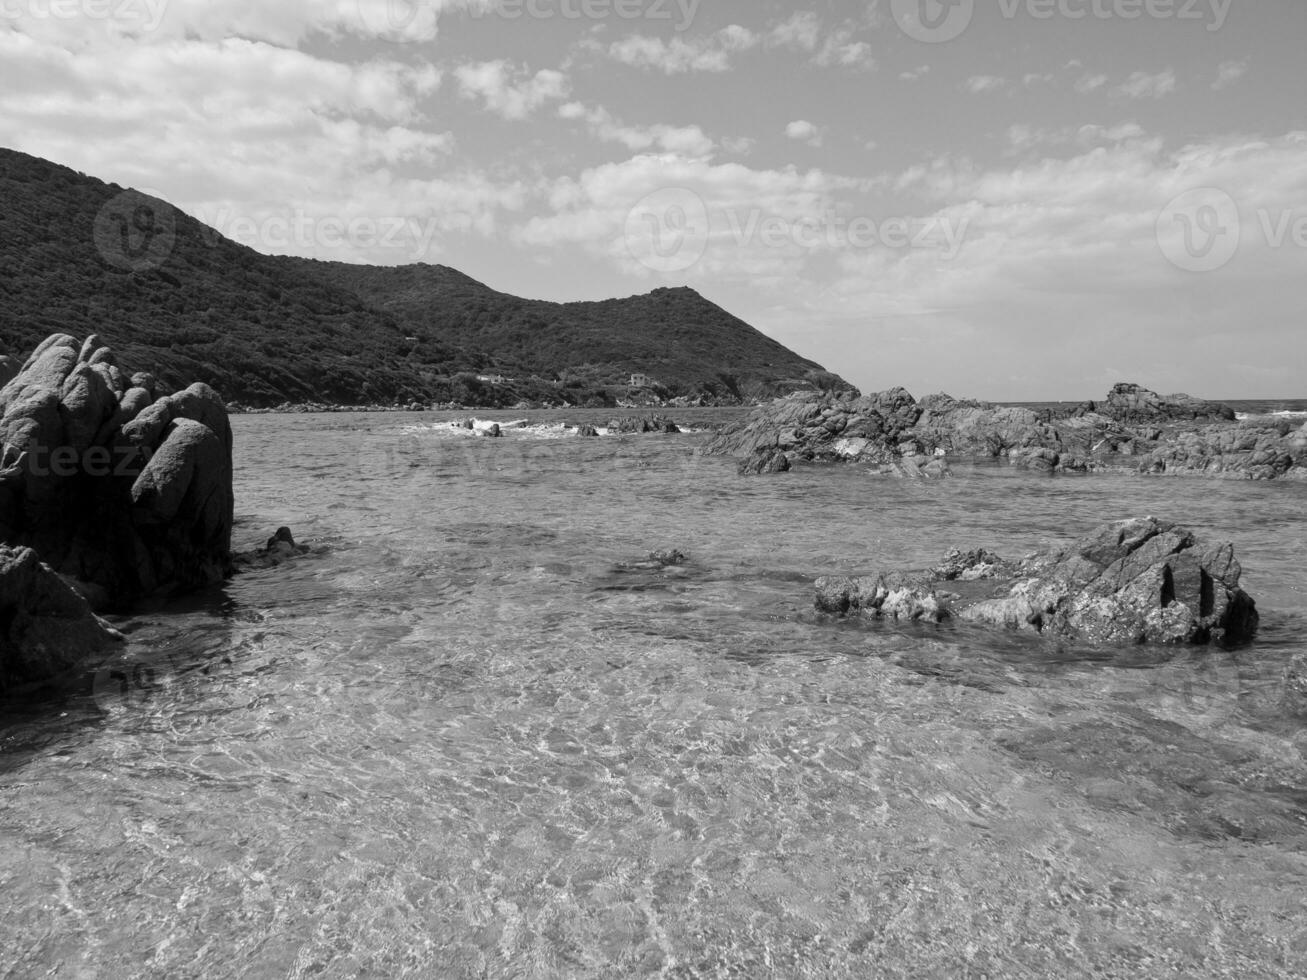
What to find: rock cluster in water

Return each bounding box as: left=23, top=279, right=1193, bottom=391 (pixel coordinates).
left=815, top=517, right=1259, bottom=647
left=0, top=334, right=234, bottom=610
left=711, top=384, right=1306, bottom=480
left=608, top=415, right=682, bottom=434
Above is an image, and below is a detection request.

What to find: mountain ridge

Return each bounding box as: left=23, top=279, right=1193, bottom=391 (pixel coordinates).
left=0, top=147, right=854, bottom=407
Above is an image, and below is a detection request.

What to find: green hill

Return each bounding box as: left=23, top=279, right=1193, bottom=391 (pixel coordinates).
left=282, top=259, right=852, bottom=402
left=0, top=147, right=852, bottom=407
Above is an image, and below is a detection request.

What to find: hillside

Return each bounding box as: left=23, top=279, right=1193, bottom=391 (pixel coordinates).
left=0, top=147, right=852, bottom=407
left=282, top=259, right=852, bottom=402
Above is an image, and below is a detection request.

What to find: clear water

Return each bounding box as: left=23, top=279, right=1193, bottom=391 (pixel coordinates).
left=3, top=410, right=1307, bottom=979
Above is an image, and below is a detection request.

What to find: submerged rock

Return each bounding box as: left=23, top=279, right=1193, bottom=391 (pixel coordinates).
left=0, top=544, right=123, bottom=693
left=815, top=517, right=1258, bottom=647
left=233, top=526, right=312, bottom=572
left=0, top=334, right=233, bottom=609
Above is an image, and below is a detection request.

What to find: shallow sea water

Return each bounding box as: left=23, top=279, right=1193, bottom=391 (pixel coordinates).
left=2, top=409, right=1307, bottom=979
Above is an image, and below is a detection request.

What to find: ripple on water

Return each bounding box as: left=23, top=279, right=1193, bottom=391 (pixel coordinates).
left=2, top=412, right=1307, bottom=977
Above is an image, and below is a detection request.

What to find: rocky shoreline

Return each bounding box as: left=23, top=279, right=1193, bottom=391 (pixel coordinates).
left=710, top=383, right=1307, bottom=481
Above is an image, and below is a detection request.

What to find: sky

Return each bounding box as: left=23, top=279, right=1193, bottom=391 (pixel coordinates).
left=2, top=0, right=1305, bottom=399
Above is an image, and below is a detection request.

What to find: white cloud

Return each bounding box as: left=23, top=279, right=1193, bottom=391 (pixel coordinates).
left=785, top=120, right=824, bottom=148
left=603, top=25, right=758, bottom=74
left=4, top=0, right=466, bottom=45
left=1006, top=122, right=1148, bottom=153
left=767, top=12, right=822, bottom=51
left=1113, top=69, right=1178, bottom=100
left=814, top=34, right=874, bottom=70
left=966, top=75, right=1006, bottom=94
left=558, top=103, right=715, bottom=157
left=454, top=61, right=569, bottom=120
left=900, top=65, right=930, bottom=82
left=1213, top=60, right=1248, bottom=91
left=515, top=154, right=869, bottom=280
left=1075, top=73, right=1110, bottom=94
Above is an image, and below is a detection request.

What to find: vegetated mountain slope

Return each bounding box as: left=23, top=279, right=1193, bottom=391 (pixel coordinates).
left=284, top=259, right=854, bottom=402
left=0, top=146, right=852, bottom=407
left=0, top=147, right=468, bottom=406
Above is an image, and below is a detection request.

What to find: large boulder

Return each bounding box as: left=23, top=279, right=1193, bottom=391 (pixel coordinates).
left=815, top=518, right=1258, bottom=647
left=1082, top=383, right=1236, bottom=424
left=0, top=544, right=123, bottom=693
left=0, top=335, right=233, bottom=608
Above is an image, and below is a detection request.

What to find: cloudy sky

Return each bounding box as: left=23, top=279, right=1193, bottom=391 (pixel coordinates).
left=3, top=0, right=1305, bottom=399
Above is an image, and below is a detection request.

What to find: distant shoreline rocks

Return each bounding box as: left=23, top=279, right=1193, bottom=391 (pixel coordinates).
left=710, top=384, right=1306, bottom=480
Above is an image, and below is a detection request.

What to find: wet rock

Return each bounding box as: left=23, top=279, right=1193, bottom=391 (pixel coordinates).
left=0, top=544, right=123, bottom=693
left=575, top=424, right=599, bottom=437
left=814, top=571, right=950, bottom=623
left=648, top=549, right=688, bottom=567
left=483, top=423, right=502, bottom=438
left=932, top=548, right=1007, bottom=581
left=233, top=526, right=312, bottom=572
left=609, top=415, right=681, bottom=435
left=738, top=448, right=790, bottom=475
left=0, top=335, right=233, bottom=609
left=816, top=517, right=1259, bottom=647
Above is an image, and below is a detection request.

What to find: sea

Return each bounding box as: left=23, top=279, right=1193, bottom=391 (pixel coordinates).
left=2, top=402, right=1306, bottom=979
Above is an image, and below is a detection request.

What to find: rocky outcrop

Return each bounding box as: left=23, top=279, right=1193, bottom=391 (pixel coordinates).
left=608, top=416, right=681, bottom=434
left=815, top=518, right=1258, bottom=647
left=1079, top=383, right=1236, bottom=424
left=0, top=334, right=233, bottom=609
left=738, top=448, right=791, bottom=475
left=0, top=544, right=123, bottom=693
left=1138, top=419, right=1303, bottom=480
left=710, top=386, right=1304, bottom=480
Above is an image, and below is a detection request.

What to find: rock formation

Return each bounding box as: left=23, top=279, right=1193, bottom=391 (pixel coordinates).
left=0, top=334, right=233, bottom=609
left=0, top=544, right=123, bottom=694
left=710, top=385, right=1304, bottom=480
left=608, top=416, right=682, bottom=434
left=1078, top=383, right=1236, bottom=424
left=815, top=517, right=1258, bottom=647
